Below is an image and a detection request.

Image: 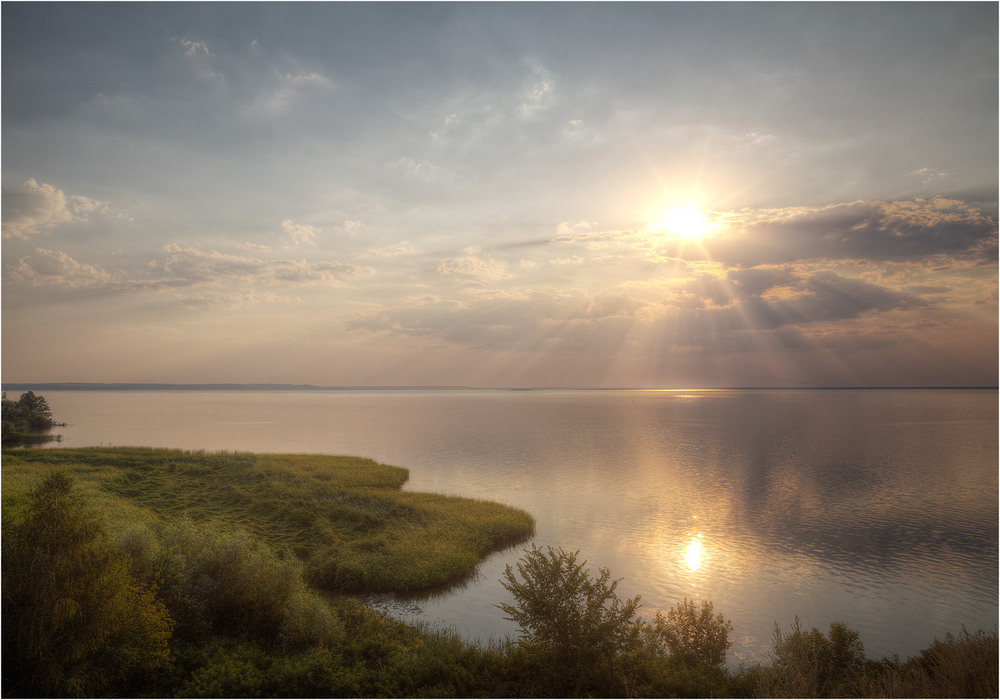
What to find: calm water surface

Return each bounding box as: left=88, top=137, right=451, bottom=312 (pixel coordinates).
left=34, top=389, right=998, bottom=665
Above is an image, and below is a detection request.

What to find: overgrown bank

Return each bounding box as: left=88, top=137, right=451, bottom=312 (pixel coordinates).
left=2, top=448, right=996, bottom=698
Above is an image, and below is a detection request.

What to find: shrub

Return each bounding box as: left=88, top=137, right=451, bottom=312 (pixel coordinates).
left=1, top=472, right=174, bottom=697
left=756, top=617, right=867, bottom=697
left=498, top=544, right=642, bottom=694
left=117, top=524, right=163, bottom=582
left=177, top=643, right=267, bottom=698
left=157, top=519, right=344, bottom=649
left=863, top=627, right=998, bottom=698
left=648, top=597, right=734, bottom=669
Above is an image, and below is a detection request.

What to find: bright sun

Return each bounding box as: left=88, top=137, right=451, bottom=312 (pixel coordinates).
left=657, top=206, right=712, bottom=240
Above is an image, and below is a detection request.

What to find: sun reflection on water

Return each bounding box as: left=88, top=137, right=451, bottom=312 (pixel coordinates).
left=684, top=535, right=703, bottom=571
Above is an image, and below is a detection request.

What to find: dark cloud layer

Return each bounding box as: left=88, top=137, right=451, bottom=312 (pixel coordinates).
left=349, top=268, right=922, bottom=357
left=653, top=199, right=998, bottom=266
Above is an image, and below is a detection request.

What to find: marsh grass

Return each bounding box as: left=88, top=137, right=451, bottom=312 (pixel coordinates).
left=1, top=447, right=535, bottom=593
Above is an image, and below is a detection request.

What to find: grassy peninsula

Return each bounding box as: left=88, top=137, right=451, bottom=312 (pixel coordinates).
left=1, top=447, right=534, bottom=593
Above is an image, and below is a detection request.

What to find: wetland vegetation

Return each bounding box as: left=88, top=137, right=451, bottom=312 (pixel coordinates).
left=2, top=445, right=996, bottom=697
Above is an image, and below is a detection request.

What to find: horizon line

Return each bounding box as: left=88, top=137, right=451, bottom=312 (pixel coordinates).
left=3, top=381, right=996, bottom=392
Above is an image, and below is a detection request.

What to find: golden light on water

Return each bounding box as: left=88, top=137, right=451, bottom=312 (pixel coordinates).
left=684, top=536, right=703, bottom=570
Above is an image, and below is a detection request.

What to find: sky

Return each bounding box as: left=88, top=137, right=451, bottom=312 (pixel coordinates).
left=2, top=2, right=997, bottom=388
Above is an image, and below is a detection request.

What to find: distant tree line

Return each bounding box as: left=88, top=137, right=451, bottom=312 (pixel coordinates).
left=2, top=391, right=59, bottom=444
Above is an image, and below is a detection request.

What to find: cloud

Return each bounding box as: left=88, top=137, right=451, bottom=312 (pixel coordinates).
left=437, top=253, right=510, bottom=281
left=738, top=271, right=918, bottom=331
left=556, top=220, right=598, bottom=236
left=684, top=198, right=997, bottom=266
left=351, top=266, right=922, bottom=358
left=177, top=38, right=212, bottom=57
left=247, top=69, right=334, bottom=117
left=2, top=179, right=110, bottom=239
left=178, top=289, right=300, bottom=310
left=550, top=255, right=584, bottom=265
left=281, top=219, right=317, bottom=246
left=744, top=131, right=777, bottom=146
left=909, top=167, right=947, bottom=185
left=554, top=198, right=996, bottom=270
left=4, top=243, right=374, bottom=295
left=149, top=244, right=372, bottom=287
left=726, top=267, right=798, bottom=298
left=577, top=291, right=648, bottom=320
left=4, top=248, right=112, bottom=287
left=360, top=241, right=416, bottom=258
left=794, top=270, right=919, bottom=320
left=282, top=72, right=332, bottom=88
left=393, top=156, right=439, bottom=180
left=170, top=37, right=223, bottom=83
left=350, top=289, right=645, bottom=352
left=675, top=269, right=920, bottom=334
left=519, top=60, right=554, bottom=116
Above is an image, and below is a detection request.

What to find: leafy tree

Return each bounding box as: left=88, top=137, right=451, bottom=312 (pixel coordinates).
left=1, top=472, right=174, bottom=697
left=16, top=390, right=52, bottom=424
left=2, top=390, right=57, bottom=443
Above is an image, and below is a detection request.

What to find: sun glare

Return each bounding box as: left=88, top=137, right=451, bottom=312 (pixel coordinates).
left=659, top=206, right=712, bottom=240
left=684, top=536, right=703, bottom=571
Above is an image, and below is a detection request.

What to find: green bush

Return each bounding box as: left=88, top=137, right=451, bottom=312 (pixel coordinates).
left=498, top=544, right=643, bottom=694
left=499, top=544, right=642, bottom=659
left=157, top=519, right=344, bottom=650
left=611, top=598, right=736, bottom=697
left=1, top=472, right=174, bottom=697
left=178, top=643, right=267, bottom=698
left=649, top=597, right=734, bottom=669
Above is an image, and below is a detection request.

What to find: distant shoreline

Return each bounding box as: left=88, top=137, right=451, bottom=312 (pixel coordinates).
left=3, top=382, right=996, bottom=392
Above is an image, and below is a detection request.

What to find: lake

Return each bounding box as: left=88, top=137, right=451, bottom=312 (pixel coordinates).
left=28, top=388, right=999, bottom=666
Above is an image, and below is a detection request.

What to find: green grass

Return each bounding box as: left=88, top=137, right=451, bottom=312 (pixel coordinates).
left=1, top=447, right=535, bottom=593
